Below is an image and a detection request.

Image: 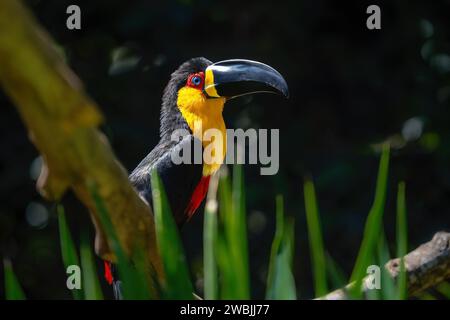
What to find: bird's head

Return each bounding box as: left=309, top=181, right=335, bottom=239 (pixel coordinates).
left=160, top=57, right=288, bottom=139
left=158, top=57, right=288, bottom=175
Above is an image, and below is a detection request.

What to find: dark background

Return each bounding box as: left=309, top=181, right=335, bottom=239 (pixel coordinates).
left=1, top=0, right=449, bottom=299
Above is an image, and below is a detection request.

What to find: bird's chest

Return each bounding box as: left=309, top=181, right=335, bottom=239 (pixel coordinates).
left=176, top=88, right=227, bottom=176
left=180, top=111, right=227, bottom=176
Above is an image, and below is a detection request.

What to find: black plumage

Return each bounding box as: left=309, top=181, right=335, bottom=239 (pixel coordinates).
left=109, top=57, right=288, bottom=299
left=129, top=57, right=212, bottom=225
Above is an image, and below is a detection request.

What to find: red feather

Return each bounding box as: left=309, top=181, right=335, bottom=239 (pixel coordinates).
left=104, top=260, right=114, bottom=285
left=185, top=176, right=211, bottom=220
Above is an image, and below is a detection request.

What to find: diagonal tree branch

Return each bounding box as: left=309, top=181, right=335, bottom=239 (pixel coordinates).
left=319, top=232, right=450, bottom=300
left=0, top=0, right=162, bottom=284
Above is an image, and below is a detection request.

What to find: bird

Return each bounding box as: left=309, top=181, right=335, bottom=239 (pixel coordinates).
left=103, top=57, right=288, bottom=298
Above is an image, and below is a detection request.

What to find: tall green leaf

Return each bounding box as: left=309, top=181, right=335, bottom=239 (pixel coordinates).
left=436, top=282, right=450, bottom=299
left=266, top=195, right=297, bottom=299
left=230, top=164, right=250, bottom=298
left=216, top=169, right=236, bottom=299
left=304, top=179, right=328, bottom=297
left=325, top=253, right=347, bottom=290
left=377, top=233, right=396, bottom=300
left=203, top=177, right=218, bottom=300
left=216, top=165, right=250, bottom=299
left=57, top=204, right=83, bottom=300
left=80, top=231, right=104, bottom=300
left=151, top=170, right=193, bottom=299
left=350, top=144, right=390, bottom=292
left=396, top=182, right=408, bottom=300
left=418, top=292, right=436, bottom=300
left=3, top=259, right=26, bottom=300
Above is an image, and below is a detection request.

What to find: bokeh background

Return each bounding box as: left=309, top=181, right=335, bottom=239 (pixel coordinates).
left=1, top=0, right=449, bottom=299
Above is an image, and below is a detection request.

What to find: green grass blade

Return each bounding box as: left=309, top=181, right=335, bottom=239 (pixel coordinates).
left=216, top=165, right=250, bottom=299
left=350, top=144, right=390, bottom=289
left=266, top=194, right=284, bottom=298
left=80, top=231, right=104, bottom=300
left=377, top=233, right=396, bottom=300
left=216, top=169, right=235, bottom=299
left=151, top=170, right=193, bottom=299
left=266, top=195, right=297, bottom=300
left=230, top=164, right=250, bottom=298
left=57, top=204, right=84, bottom=300
left=396, top=182, right=408, bottom=300
left=325, top=253, right=347, bottom=290
left=218, top=167, right=232, bottom=226
left=304, top=179, right=328, bottom=297
left=89, top=185, right=152, bottom=299
left=203, top=177, right=219, bottom=300
left=216, top=230, right=237, bottom=299
left=418, top=292, right=436, bottom=300
left=3, top=259, right=26, bottom=300
left=436, top=282, right=450, bottom=299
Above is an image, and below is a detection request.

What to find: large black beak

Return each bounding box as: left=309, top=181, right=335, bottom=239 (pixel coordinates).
left=204, top=59, right=289, bottom=99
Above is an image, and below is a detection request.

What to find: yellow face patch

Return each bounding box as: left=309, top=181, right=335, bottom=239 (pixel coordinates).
left=177, top=86, right=226, bottom=176
left=204, top=68, right=220, bottom=98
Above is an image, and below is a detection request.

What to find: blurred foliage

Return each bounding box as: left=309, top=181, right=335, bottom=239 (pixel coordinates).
left=266, top=195, right=296, bottom=299
left=3, top=259, right=26, bottom=300
left=6, top=155, right=444, bottom=300
left=304, top=180, right=328, bottom=297
left=1, top=0, right=450, bottom=298
left=58, top=205, right=83, bottom=300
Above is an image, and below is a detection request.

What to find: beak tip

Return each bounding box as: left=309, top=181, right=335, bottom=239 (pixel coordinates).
left=278, top=81, right=289, bottom=99
left=281, top=87, right=289, bottom=99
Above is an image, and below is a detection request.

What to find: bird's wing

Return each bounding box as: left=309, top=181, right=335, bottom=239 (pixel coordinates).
left=129, top=134, right=204, bottom=225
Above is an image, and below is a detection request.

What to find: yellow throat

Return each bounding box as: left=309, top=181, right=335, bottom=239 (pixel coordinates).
left=176, top=86, right=226, bottom=176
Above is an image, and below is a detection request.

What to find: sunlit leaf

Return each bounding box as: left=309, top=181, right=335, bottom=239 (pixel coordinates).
left=436, top=282, right=450, bottom=299
left=325, top=253, right=347, bottom=290
left=217, top=165, right=250, bottom=299
left=3, top=259, right=26, bottom=300
left=396, top=182, right=408, bottom=300
left=57, top=204, right=83, bottom=300
left=203, top=176, right=219, bottom=300
left=350, top=144, right=390, bottom=297
left=266, top=195, right=297, bottom=299
left=80, top=231, right=104, bottom=300
left=304, top=179, right=328, bottom=297
left=377, top=233, right=395, bottom=300
left=151, top=170, right=193, bottom=299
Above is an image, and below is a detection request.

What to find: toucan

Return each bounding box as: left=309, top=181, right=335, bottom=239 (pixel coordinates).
left=104, top=57, right=288, bottom=298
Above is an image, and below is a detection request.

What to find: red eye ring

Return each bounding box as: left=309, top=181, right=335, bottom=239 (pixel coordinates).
left=187, top=72, right=204, bottom=89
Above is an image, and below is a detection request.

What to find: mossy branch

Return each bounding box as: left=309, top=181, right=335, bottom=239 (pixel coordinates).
left=0, top=0, right=162, bottom=282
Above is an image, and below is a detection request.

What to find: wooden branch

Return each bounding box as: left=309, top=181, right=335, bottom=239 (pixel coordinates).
left=0, top=0, right=162, bottom=283
left=319, top=232, right=450, bottom=300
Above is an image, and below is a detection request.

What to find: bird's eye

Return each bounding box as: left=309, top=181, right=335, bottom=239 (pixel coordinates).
left=188, top=73, right=204, bottom=88
left=192, top=76, right=201, bottom=86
